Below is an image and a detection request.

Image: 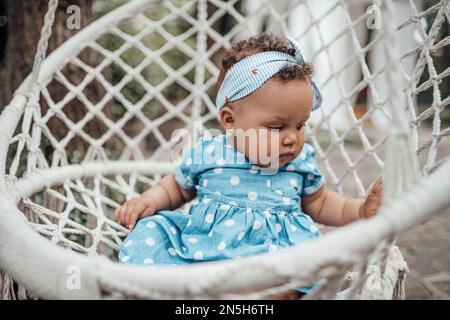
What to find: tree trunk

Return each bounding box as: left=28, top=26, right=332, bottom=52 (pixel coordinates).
left=0, top=0, right=113, bottom=161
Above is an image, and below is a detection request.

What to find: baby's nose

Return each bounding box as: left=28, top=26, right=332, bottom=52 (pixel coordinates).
left=282, top=133, right=297, bottom=146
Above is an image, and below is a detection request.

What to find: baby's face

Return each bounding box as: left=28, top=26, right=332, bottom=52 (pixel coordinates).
left=219, top=78, right=313, bottom=168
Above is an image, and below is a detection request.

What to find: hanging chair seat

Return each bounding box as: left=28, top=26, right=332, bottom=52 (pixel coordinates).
left=0, top=158, right=449, bottom=299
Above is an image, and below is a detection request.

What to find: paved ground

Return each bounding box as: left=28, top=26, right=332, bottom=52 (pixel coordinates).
left=397, top=208, right=450, bottom=299
left=322, top=126, right=450, bottom=299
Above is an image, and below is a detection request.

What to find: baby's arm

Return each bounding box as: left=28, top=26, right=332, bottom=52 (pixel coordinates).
left=142, top=174, right=197, bottom=211
left=302, top=178, right=383, bottom=226
left=115, top=174, right=196, bottom=228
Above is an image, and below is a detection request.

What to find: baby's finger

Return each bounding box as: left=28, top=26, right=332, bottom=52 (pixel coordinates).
left=373, top=178, right=383, bottom=194
left=118, top=204, right=128, bottom=226
left=126, top=207, right=142, bottom=229
left=123, top=204, right=135, bottom=228
left=114, top=206, right=123, bottom=224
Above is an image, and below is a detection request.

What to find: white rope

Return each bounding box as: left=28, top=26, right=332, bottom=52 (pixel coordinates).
left=27, top=0, right=59, bottom=95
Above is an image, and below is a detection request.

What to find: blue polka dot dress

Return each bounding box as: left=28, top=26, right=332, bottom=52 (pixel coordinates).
left=118, top=133, right=325, bottom=293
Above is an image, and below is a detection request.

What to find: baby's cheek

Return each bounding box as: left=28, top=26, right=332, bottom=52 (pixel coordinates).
left=264, top=130, right=281, bottom=157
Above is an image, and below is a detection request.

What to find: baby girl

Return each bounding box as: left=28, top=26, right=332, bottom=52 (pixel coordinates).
left=115, top=32, right=383, bottom=299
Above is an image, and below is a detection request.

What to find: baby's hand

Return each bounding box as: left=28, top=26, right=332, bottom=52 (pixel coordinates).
left=114, top=195, right=157, bottom=229
left=360, top=177, right=383, bottom=219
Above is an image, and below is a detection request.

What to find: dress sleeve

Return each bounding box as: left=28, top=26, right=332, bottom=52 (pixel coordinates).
left=174, top=138, right=204, bottom=190
left=298, top=143, right=325, bottom=196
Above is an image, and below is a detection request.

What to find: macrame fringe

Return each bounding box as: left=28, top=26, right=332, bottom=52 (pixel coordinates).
left=0, top=271, right=16, bottom=300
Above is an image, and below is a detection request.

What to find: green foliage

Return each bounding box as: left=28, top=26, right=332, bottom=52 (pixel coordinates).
left=96, top=0, right=206, bottom=124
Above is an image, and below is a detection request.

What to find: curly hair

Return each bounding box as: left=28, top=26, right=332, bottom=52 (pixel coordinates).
left=215, top=31, right=314, bottom=95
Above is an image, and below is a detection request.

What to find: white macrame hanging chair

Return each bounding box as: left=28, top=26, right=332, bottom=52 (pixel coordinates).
left=0, top=0, right=449, bottom=299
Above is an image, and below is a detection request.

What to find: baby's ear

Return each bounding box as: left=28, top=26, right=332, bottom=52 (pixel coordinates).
left=219, top=106, right=236, bottom=129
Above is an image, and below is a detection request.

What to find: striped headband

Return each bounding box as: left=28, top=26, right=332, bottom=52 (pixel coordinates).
left=215, top=36, right=322, bottom=111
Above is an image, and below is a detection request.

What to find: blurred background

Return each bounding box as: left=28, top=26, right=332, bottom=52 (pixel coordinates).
left=0, top=0, right=448, bottom=299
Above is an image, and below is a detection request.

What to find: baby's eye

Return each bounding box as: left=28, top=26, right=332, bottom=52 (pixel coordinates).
left=296, top=124, right=304, bottom=130
left=267, top=126, right=282, bottom=132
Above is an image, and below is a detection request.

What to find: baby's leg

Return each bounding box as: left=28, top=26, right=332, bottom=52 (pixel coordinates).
left=119, top=214, right=185, bottom=265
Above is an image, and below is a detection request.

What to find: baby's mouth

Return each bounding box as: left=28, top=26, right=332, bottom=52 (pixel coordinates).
left=279, top=153, right=293, bottom=161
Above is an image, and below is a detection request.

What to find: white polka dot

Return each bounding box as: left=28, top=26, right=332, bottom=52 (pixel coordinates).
left=202, top=179, right=208, bottom=187
left=124, top=240, right=133, bottom=247
left=192, top=198, right=199, bottom=205
left=304, top=186, right=317, bottom=194
left=248, top=191, right=258, bottom=201
left=253, top=220, right=262, bottom=230
left=275, top=223, right=282, bottom=233
left=266, top=179, right=271, bottom=188
left=185, top=158, right=192, bottom=166
left=290, top=179, right=298, bottom=187
left=182, top=246, right=187, bottom=251
left=216, top=159, right=225, bottom=166
left=144, top=258, right=154, bottom=264
left=224, top=219, right=235, bottom=227
left=274, top=189, right=283, bottom=195
left=249, top=168, right=258, bottom=174
left=202, top=197, right=211, bottom=204
left=206, top=145, right=215, bottom=153
left=188, top=237, right=198, bottom=244
left=214, top=167, right=223, bottom=174
left=287, top=164, right=295, bottom=171
left=205, top=213, right=214, bottom=223
left=268, top=244, right=278, bottom=252
left=120, top=255, right=130, bottom=262
left=310, top=225, right=319, bottom=233
left=169, top=227, right=177, bottom=235
left=218, top=241, right=226, bottom=251
left=145, top=237, right=156, bottom=246
left=264, top=209, right=271, bottom=218
left=291, top=224, right=298, bottom=232
left=307, top=173, right=315, bottom=180
left=155, top=215, right=164, bottom=220
left=220, top=204, right=231, bottom=210
left=194, top=251, right=204, bottom=260
left=237, top=231, right=245, bottom=240
left=168, top=247, right=177, bottom=256
left=146, top=221, right=156, bottom=228
left=187, top=219, right=192, bottom=227
left=282, top=197, right=290, bottom=204
left=230, top=176, right=240, bottom=185
left=300, top=152, right=306, bottom=160
left=264, top=239, right=272, bottom=247
left=246, top=207, right=252, bottom=214
left=214, top=191, right=221, bottom=196
left=280, top=211, right=286, bottom=218
left=208, top=231, right=213, bottom=237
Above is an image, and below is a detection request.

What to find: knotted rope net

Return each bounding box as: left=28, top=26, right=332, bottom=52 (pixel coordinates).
left=0, top=0, right=449, bottom=299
